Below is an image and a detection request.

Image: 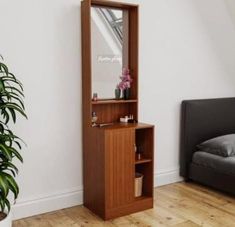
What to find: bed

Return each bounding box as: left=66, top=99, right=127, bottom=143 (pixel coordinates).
left=180, top=97, right=235, bottom=194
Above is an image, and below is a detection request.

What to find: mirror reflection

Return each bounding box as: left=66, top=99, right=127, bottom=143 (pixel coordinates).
left=91, top=6, right=128, bottom=99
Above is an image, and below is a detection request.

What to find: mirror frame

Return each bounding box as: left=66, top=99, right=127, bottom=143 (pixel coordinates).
left=81, top=0, right=139, bottom=128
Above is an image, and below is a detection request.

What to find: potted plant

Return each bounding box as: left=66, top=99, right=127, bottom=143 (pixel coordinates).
left=117, top=68, right=133, bottom=100
left=0, top=56, right=27, bottom=227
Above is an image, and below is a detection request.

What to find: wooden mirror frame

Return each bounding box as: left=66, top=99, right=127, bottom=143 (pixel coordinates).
left=81, top=0, right=139, bottom=129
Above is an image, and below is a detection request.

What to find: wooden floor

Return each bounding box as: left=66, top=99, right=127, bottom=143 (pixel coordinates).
left=13, top=182, right=235, bottom=227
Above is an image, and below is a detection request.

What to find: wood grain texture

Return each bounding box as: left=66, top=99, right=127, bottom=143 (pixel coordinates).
left=91, top=99, right=137, bottom=105
left=83, top=128, right=106, bottom=218
left=13, top=182, right=235, bottom=227
left=128, top=5, right=138, bottom=115
left=95, top=122, right=154, bottom=130
left=82, top=0, right=107, bottom=219
left=82, top=122, right=154, bottom=220
left=105, top=128, right=135, bottom=210
left=91, top=0, right=138, bottom=9
left=81, top=0, right=92, bottom=129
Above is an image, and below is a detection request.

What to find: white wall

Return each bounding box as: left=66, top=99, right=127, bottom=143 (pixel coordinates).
left=1, top=0, right=235, bottom=220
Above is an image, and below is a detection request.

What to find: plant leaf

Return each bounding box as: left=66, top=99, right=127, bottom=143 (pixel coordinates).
left=0, top=162, right=18, bottom=174
left=1, top=94, right=25, bottom=110
left=14, top=141, right=22, bottom=150
left=8, top=147, right=23, bottom=163
left=2, top=173, right=19, bottom=200
left=8, top=72, right=16, bottom=80
left=0, top=103, right=27, bottom=119
left=8, top=108, right=16, bottom=123
left=2, top=77, right=23, bottom=91
left=0, top=144, right=12, bottom=161
left=0, top=63, right=9, bottom=75
left=0, top=174, right=9, bottom=198
left=4, top=86, right=24, bottom=97
left=0, top=197, right=5, bottom=212
left=1, top=109, right=9, bottom=124
left=4, top=198, right=10, bottom=212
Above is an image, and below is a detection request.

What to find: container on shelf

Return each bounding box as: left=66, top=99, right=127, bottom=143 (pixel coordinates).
left=135, top=173, right=143, bottom=197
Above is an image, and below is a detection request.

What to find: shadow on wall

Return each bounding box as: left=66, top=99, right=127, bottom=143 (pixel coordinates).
left=191, top=0, right=235, bottom=84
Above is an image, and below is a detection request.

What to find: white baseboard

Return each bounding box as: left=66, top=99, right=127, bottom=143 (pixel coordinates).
left=154, top=168, right=183, bottom=187
left=13, top=169, right=183, bottom=220
left=13, top=187, right=83, bottom=221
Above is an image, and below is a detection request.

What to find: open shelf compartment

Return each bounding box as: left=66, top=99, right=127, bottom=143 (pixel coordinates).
left=92, top=102, right=138, bottom=125
left=135, top=127, right=154, bottom=198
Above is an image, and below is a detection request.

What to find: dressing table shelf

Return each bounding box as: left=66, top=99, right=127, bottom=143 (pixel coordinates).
left=92, top=99, right=137, bottom=105
left=135, top=158, right=152, bottom=165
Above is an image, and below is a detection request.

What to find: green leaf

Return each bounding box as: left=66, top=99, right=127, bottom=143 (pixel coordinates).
left=4, top=198, right=10, bottom=212
left=14, top=141, right=22, bottom=150
left=1, top=103, right=27, bottom=119
left=0, top=162, right=18, bottom=174
left=4, top=130, right=14, bottom=138
left=0, top=80, right=5, bottom=93
left=8, top=108, right=16, bottom=123
left=0, top=197, right=5, bottom=212
left=2, top=77, right=23, bottom=91
left=0, top=174, right=9, bottom=198
left=8, top=169, right=16, bottom=177
left=11, top=97, right=25, bottom=110
left=0, top=56, right=26, bottom=212
left=8, top=72, right=16, bottom=80
left=2, top=173, right=19, bottom=200
left=0, top=124, right=4, bottom=133
left=0, top=63, right=9, bottom=75
left=0, top=144, right=12, bottom=161
left=1, top=93, right=25, bottom=110
left=8, top=147, right=23, bottom=162
left=4, top=86, right=24, bottom=97
left=1, top=109, right=10, bottom=124
left=1, top=76, right=22, bottom=85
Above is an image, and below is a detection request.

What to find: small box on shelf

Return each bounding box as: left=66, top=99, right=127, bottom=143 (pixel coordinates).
left=135, top=173, right=143, bottom=197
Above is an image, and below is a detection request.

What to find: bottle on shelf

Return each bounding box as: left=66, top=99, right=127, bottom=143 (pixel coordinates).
left=135, top=145, right=143, bottom=160
left=92, top=93, right=98, bottom=101
left=92, top=112, right=98, bottom=127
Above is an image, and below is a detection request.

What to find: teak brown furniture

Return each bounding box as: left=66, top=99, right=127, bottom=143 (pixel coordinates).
left=81, top=0, right=154, bottom=220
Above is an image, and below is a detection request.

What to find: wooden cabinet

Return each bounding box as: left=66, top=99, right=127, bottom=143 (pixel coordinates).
left=81, top=0, right=154, bottom=220
left=83, top=123, right=154, bottom=220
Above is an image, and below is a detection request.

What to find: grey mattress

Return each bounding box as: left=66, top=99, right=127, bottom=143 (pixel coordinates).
left=192, top=151, right=235, bottom=176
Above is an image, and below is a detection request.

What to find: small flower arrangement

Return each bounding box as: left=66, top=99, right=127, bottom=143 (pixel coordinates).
left=117, top=68, right=133, bottom=90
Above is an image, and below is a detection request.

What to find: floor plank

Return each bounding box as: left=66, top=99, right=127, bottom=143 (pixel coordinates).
left=13, top=182, right=235, bottom=227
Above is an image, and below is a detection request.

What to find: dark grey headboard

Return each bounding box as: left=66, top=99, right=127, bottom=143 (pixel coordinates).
left=180, top=97, right=235, bottom=178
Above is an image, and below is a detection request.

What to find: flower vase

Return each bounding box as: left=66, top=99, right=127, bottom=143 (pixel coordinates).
left=115, top=88, right=121, bottom=99
left=123, top=88, right=131, bottom=100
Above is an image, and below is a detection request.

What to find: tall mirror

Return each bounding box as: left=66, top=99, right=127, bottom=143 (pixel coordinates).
left=91, top=6, right=129, bottom=99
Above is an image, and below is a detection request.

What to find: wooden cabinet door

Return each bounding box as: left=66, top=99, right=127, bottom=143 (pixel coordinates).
left=105, top=128, right=135, bottom=209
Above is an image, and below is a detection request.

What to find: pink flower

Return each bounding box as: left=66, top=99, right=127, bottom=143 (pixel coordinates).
left=117, top=68, right=133, bottom=90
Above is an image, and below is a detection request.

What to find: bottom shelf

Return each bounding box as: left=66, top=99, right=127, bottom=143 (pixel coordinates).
left=135, top=164, right=153, bottom=198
